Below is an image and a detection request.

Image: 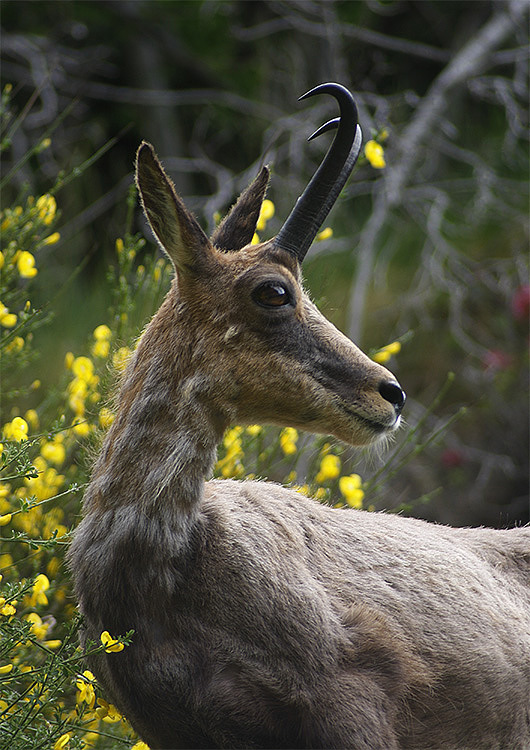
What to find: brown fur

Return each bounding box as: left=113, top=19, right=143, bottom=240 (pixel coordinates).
left=68, top=141, right=530, bottom=749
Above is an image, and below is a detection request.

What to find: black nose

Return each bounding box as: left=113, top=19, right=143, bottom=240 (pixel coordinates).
left=378, top=380, right=406, bottom=416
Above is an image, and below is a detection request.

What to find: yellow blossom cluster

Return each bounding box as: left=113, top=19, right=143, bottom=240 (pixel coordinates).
left=215, top=425, right=367, bottom=512
left=315, top=453, right=341, bottom=484
left=250, top=199, right=332, bottom=246
left=0, top=416, right=71, bottom=540
left=92, top=324, right=112, bottom=358
left=35, top=193, right=57, bottom=226
left=66, top=353, right=100, bottom=433
left=339, top=474, right=365, bottom=509
left=65, top=329, right=130, bottom=433
left=2, top=416, right=29, bottom=441
left=217, top=426, right=245, bottom=478
left=0, top=192, right=61, bottom=290
left=0, top=579, right=17, bottom=616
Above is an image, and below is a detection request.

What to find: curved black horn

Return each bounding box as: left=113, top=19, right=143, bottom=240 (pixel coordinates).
left=274, top=83, right=362, bottom=262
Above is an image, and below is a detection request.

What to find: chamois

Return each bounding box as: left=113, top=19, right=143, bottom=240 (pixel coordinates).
left=68, top=83, right=530, bottom=750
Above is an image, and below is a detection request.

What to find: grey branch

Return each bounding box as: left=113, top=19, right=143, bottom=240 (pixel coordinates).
left=346, top=0, right=529, bottom=343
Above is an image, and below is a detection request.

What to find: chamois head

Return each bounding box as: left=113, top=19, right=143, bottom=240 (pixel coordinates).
left=135, top=83, right=405, bottom=446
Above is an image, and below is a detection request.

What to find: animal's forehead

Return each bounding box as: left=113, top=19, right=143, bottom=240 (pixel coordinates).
left=216, top=241, right=301, bottom=279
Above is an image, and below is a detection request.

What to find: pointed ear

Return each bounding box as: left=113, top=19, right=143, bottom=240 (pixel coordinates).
left=211, top=165, right=270, bottom=252
left=135, top=141, right=211, bottom=274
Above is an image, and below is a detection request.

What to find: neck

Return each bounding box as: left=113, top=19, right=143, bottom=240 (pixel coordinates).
left=84, top=298, right=227, bottom=520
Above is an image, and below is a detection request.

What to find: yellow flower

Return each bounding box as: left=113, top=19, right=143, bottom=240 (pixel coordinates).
left=92, top=339, right=110, bottom=358
left=245, top=424, right=262, bottom=437
left=4, top=336, right=24, bottom=353
left=95, top=697, right=122, bottom=722
left=25, top=612, right=50, bottom=640
left=0, top=514, right=12, bottom=526
left=102, top=703, right=122, bottom=723
left=95, top=697, right=110, bottom=719
left=372, top=341, right=401, bottom=364
left=64, top=351, right=74, bottom=369
left=24, top=458, right=65, bottom=502
left=17, top=250, right=38, bottom=278
left=41, top=439, right=66, bottom=466
left=112, top=346, right=131, bottom=372
left=0, top=600, right=16, bottom=616
left=0, top=251, right=4, bottom=269
left=251, top=232, right=260, bottom=245
left=3, top=417, right=29, bottom=442
left=71, top=355, right=94, bottom=381
left=315, top=453, right=341, bottom=483
left=115, top=237, right=124, bottom=255
left=131, top=742, right=151, bottom=750
left=99, top=407, right=114, bottom=429
left=100, top=630, right=125, bottom=653
left=295, top=484, right=310, bottom=496
left=47, top=556, right=61, bottom=578
left=44, top=639, right=62, bottom=649
left=25, top=409, right=39, bottom=430
left=0, top=664, right=13, bottom=674
left=0, top=553, right=13, bottom=569
left=76, top=670, right=96, bottom=707
left=316, top=227, right=333, bottom=241
left=365, top=140, right=386, bottom=169
left=72, top=419, right=91, bottom=437
left=53, top=733, right=71, bottom=750
left=0, top=302, right=17, bottom=328
left=280, top=427, right=298, bottom=456
left=42, top=231, right=60, bottom=246
left=94, top=324, right=111, bottom=341
left=256, top=199, right=275, bottom=231
left=35, top=194, right=56, bottom=225
left=30, top=574, right=50, bottom=606
left=339, top=474, right=365, bottom=509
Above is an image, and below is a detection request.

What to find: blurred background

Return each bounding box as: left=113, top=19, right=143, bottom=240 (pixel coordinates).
left=1, top=0, right=528, bottom=527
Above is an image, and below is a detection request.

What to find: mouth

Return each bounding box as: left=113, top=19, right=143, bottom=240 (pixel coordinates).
left=338, top=401, right=400, bottom=435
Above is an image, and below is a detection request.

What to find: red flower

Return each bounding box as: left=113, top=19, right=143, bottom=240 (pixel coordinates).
left=511, top=284, right=530, bottom=322
left=482, top=349, right=513, bottom=371
left=441, top=449, right=465, bottom=468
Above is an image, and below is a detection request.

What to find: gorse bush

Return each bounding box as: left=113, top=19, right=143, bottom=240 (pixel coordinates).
left=1, top=86, right=444, bottom=750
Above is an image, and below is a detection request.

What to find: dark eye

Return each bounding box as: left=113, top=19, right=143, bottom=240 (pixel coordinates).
left=252, top=282, right=292, bottom=308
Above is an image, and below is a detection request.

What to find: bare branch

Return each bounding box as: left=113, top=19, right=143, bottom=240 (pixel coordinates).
left=346, top=0, right=529, bottom=343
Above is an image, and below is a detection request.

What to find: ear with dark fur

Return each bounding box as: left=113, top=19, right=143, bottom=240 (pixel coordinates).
left=211, top=166, right=270, bottom=252
left=136, top=141, right=211, bottom=274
